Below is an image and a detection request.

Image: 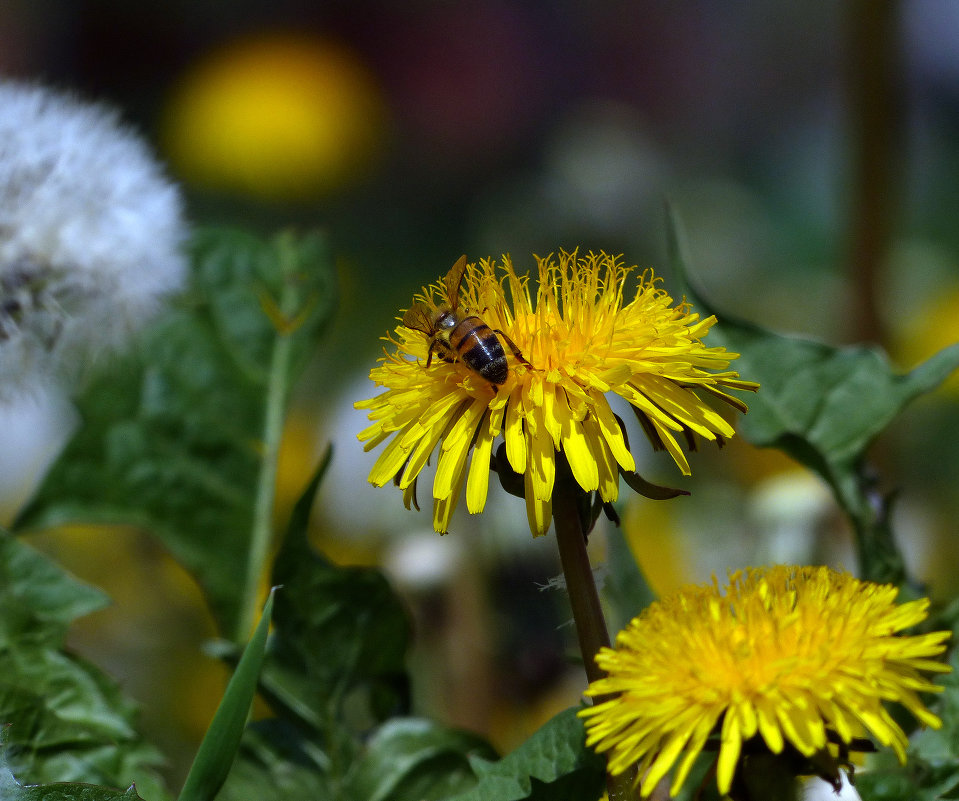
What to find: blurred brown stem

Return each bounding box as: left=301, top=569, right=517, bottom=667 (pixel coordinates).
left=845, top=0, right=902, bottom=346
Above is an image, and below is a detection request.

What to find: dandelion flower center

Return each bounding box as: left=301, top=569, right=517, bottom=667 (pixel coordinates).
left=579, top=566, right=952, bottom=797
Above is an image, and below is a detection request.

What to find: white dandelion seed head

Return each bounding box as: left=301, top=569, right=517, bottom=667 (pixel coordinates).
left=0, top=79, right=187, bottom=399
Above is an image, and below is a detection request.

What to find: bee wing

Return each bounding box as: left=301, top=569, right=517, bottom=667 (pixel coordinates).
left=444, top=255, right=468, bottom=310
left=402, top=303, right=435, bottom=334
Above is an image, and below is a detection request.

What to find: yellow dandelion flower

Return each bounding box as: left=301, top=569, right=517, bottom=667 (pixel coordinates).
left=579, top=566, right=952, bottom=798
left=355, top=251, right=757, bottom=535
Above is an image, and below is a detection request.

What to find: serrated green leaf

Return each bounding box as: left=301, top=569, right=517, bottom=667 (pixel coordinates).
left=213, top=454, right=413, bottom=800
left=0, top=532, right=108, bottom=648
left=177, top=591, right=275, bottom=801
left=0, top=645, right=135, bottom=746
left=665, top=204, right=959, bottom=584
left=259, top=458, right=411, bottom=732
left=348, top=718, right=497, bottom=801
left=214, top=720, right=336, bottom=801
left=263, top=556, right=410, bottom=730
left=707, top=327, right=959, bottom=482
left=0, top=535, right=167, bottom=798
left=21, top=747, right=167, bottom=801
left=666, top=203, right=959, bottom=480
left=17, top=784, right=146, bottom=801
left=13, top=228, right=336, bottom=636
left=447, top=707, right=605, bottom=801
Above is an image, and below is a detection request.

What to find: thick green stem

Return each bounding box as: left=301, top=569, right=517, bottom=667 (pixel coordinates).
left=235, top=236, right=299, bottom=641
left=553, top=479, right=639, bottom=801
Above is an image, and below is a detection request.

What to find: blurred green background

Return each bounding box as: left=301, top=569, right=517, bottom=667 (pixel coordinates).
left=4, top=0, right=959, bottom=789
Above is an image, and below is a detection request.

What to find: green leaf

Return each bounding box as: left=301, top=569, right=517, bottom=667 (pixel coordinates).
left=709, top=329, right=959, bottom=486
left=280, top=446, right=332, bottom=556
left=0, top=533, right=166, bottom=798
left=13, top=228, right=336, bottom=636
left=259, top=456, right=411, bottom=732
left=665, top=203, right=959, bottom=475
left=855, top=751, right=959, bottom=801
left=446, top=707, right=605, bottom=801
left=210, top=455, right=415, bottom=800
left=177, top=591, right=276, bottom=801
left=665, top=203, right=959, bottom=584
left=865, top=640, right=959, bottom=800
left=18, top=784, right=146, bottom=801
left=348, top=718, right=498, bottom=801
left=0, top=532, right=108, bottom=648
left=0, top=645, right=136, bottom=747
left=213, top=720, right=336, bottom=801
left=17, top=747, right=166, bottom=801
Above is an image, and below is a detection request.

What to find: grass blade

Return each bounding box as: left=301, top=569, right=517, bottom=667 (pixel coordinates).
left=177, top=590, right=275, bottom=801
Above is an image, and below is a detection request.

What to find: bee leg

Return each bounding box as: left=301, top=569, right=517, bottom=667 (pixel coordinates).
left=426, top=341, right=458, bottom=368
left=494, top=329, right=531, bottom=366
left=435, top=341, right=458, bottom=364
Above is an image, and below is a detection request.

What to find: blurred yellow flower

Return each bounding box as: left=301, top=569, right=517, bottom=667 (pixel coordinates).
left=356, top=251, right=756, bottom=535
left=894, top=284, right=959, bottom=396
left=163, top=34, right=385, bottom=200
left=579, top=566, right=952, bottom=797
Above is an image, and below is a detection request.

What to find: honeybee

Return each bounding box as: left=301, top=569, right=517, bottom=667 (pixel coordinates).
left=403, top=255, right=530, bottom=386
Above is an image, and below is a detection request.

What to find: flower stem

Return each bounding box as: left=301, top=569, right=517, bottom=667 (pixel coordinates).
left=553, top=478, right=639, bottom=801
left=553, top=488, right=611, bottom=686
left=236, top=234, right=299, bottom=641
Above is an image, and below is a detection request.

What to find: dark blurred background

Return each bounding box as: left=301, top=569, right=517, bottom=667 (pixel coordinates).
left=5, top=0, right=959, bottom=788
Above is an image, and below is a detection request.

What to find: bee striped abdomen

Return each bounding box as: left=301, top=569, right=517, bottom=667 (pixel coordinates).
left=451, top=315, right=508, bottom=384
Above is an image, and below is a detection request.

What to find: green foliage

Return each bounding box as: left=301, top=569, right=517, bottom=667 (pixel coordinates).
left=712, top=321, right=959, bottom=585
left=0, top=530, right=107, bottom=645
left=856, top=641, right=959, bottom=800
left=446, top=707, right=605, bottom=801
left=0, top=532, right=167, bottom=800
left=348, top=718, right=497, bottom=801
left=212, top=720, right=335, bottom=801
left=666, top=204, right=959, bottom=585
left=263, top=454, right=412, bottom=732
left=177, top=592, right=274, bottom=801
left=17, top=785, right=145, bottom=801
left=14, top=227, right=336, bottom=637
left=217, top=452, right=497, bottom=801
left=3, top=228, right=336, bottom=798
left=5, top=214, right=959, bottom=801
